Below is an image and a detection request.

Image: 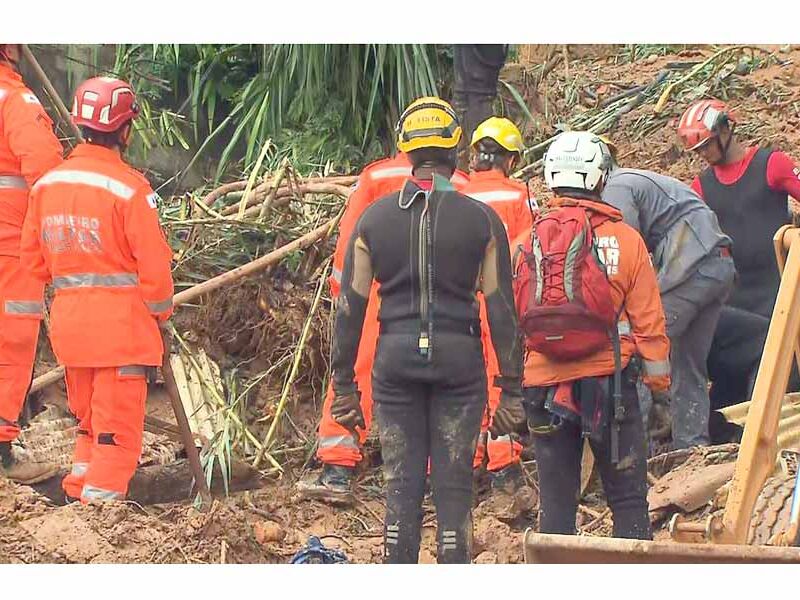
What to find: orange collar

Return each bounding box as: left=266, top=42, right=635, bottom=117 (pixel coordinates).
left=69, top=143, right=126, bottom=165
left=548, top=196, right=623, bottom=221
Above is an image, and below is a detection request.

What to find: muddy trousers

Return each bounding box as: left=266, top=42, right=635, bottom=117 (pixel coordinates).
left=707, top=305, right=800, bottom=410
left=651, top=253, right=735, bottom=448
left=316, top=287, right=380, bottom=467
left=62, top=366, right=147, bottom=502
left=474, top=297, right=521, bottom=472
left=373, top=332, right=487, bottom=563
left=0, top=255, right=44, bottom=442
left=525, top=373, right=652, bottom=539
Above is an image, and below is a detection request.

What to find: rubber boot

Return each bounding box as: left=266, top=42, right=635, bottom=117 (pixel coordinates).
left=435, top=515, right=473, bottom=564
left=489, top=462, right=524, bottom=495
left=0, top=441, right=59, bottom=485
left=383, top=520, right=423, bottom=564
left=296, top=463, right=355, bottom=506
left=486, top=461, right=537, bottom=521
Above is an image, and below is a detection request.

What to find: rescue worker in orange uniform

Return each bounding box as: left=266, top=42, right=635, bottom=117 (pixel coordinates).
left=298, top=151, right=469, bottom=505
left=518, top=132, right=670, bottom=538
left=0, top=43, right=64, bottom=484
left=20, top=77, right=173, bottom=502
left=460, top=117, right=533, bottom=491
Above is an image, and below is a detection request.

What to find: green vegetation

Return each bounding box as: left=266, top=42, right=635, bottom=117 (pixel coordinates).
left=84, top=44, right=454, bottom=180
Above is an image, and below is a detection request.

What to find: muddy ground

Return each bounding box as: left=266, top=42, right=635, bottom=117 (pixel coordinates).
left=3, top=45, right=800, bottom=564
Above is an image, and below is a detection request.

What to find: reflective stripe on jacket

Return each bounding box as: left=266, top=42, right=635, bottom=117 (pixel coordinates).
left=21, top=143, right=173, bottom=367
left=461, top=169, right=534, bottom=243
left=0, top=63, right=63, bottom=257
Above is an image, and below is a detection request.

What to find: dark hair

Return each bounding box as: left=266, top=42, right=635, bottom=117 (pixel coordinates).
left=80, top=126, right=126, bottom=149
left=552, top=187, right=602, bottom=201
left=407, top=146, right=457, bottom=173
left=472, top=138, right=517, bottom=173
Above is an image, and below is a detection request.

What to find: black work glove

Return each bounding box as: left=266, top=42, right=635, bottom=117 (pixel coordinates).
left=331, top=390, right=366, bottom=435
left=648, top=390, right=672, bottom=442
left=489, top=390, right=526, bottom=438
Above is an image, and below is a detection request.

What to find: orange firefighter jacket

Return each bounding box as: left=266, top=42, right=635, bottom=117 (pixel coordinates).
left=329, top=152, right=470, bottom=297
left=0, top=63, right=63, bottom=257
left=516, top=197, right=671, bottom=392
left=460, top=168, right=533, bottom=243
left=21, top=143, right=174, bottom=368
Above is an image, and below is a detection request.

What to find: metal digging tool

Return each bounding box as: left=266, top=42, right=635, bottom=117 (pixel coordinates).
left=524, top=225, right=800, bottom=563
left=160, top=342, right=213, bottom=508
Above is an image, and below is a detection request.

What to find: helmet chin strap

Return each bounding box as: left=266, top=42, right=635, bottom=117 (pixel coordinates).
left=713, top=122, right=735, bottom=164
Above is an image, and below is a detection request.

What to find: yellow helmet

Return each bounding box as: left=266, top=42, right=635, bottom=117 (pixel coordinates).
left=396, top=96, right=462, bottom=153
left=470, top=117, right=524, bottom=154
left=596, top=134, right=618, bottom=160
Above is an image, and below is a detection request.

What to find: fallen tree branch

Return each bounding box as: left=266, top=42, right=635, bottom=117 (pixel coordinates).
left=221, top=182, right=351, bottom=217
left=202, top=175, right=356, bottom=208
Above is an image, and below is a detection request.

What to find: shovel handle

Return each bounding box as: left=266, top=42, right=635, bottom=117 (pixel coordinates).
left=161, top=352, right=213, bottom=507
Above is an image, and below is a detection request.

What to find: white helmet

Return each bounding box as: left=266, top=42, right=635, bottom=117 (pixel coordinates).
left=544, top=131, right=613, bottom=193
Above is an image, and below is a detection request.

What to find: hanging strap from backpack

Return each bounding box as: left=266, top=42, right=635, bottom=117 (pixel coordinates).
left=608, top=301, right=628, bottom=466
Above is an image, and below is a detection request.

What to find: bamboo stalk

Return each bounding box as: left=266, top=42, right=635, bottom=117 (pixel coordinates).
left=258, top=158, right=290, bottom=221
left=171, top=327, right=281, bottom=472
left=201, top=180, right=250, bottom=209
left=653, top=46, right=744, bottom=113
left=221, top=182, right=351, bottom=217
left=203, top=176, right=355, bottom=210
left=252, top=259, right=331, bottom=469
left=172, top=218, right=336, bottom=305
left=21, top=45, right=83, bottom=143
left=237, top=140, right=273, bottom=220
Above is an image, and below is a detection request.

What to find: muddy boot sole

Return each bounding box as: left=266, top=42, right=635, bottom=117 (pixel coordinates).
left=2, top=463, right=61, bottom=486
left=295, top=480, right=355, bottom=507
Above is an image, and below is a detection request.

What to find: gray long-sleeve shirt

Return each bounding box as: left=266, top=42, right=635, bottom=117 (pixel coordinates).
left=602, top=168, right=732, bottom=294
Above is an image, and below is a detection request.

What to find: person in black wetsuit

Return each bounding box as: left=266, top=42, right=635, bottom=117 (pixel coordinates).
left=330, top=97, right=524, bottom=564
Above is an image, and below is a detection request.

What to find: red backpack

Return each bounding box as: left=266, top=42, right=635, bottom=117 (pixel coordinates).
left=513, top=205, right=617, bottom=361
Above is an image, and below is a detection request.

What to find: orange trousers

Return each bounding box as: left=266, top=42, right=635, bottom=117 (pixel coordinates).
left=317, top=290, right=521, bottom=473
left=62, top=365, right=147, bottom=502
left=473, top=296, right=522, bottom=472
left=317, top=285, right=380, bottom=468
left=0, top=255, right=44, bottom=442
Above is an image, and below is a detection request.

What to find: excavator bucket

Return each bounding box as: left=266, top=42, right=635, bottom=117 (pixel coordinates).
left=523, top=532, right=800, bottom=563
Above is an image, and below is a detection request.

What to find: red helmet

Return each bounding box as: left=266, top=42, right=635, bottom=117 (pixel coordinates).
left=71, top=76, right=139, bottom=133
left=677, top=99, right=736, bottom=151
